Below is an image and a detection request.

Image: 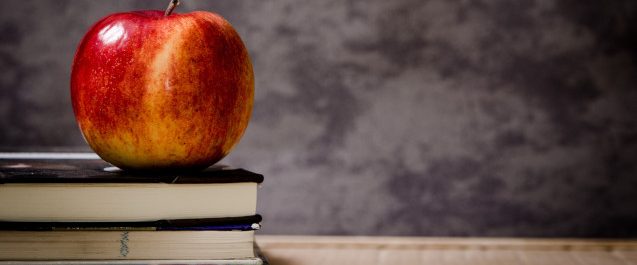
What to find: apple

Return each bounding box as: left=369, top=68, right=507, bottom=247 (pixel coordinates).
left=71, top=5, right=254, bottom=171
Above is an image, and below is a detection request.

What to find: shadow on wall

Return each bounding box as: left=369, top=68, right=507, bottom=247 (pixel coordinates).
left=0, top=0, right=636, bottom=236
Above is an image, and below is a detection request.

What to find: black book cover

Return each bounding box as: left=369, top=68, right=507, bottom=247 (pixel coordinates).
left=0, top=153, right=263, bottom=184
left=0, top=215, right=262, bottom=231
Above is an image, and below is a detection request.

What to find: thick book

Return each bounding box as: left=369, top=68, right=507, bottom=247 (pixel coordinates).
left=0, top=230, right=260, bottom=261
left=0, top=243, right=268, bottom=265
left=0, top=153, right=263, bottom=222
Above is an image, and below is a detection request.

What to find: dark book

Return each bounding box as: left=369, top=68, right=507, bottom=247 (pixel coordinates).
left=0, top=152, right=263, bottom=222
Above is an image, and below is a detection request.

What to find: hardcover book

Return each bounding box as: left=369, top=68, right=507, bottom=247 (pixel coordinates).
left=0, top=153, right=263, bottom=222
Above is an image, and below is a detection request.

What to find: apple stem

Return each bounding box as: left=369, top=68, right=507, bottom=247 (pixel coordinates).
left=164, top=0, right=180, bottom=16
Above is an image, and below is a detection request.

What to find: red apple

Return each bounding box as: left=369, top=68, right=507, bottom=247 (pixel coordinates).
left=71, top=9, right=254, bottom=171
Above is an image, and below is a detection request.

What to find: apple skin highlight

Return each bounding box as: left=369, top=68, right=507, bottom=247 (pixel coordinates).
left=71, top=11, right=254, bottom=171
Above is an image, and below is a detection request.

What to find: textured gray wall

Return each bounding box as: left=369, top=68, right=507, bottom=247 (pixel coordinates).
left=1, top=0, right=636, bottom=236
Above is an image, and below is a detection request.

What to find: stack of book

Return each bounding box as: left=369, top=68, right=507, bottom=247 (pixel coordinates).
left=0, top=153, right=267, bottom=264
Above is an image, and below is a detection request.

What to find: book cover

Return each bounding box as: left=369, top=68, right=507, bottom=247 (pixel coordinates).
left=0, top=153, right=263, bottom=184
left=0, top=215, right=262, bottom=231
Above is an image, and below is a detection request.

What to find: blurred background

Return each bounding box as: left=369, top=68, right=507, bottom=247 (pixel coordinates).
left=1, top=0, right=636, bottom=237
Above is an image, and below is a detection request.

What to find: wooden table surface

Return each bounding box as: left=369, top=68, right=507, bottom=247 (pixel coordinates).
left=256, top=236, right=637, bottom=265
